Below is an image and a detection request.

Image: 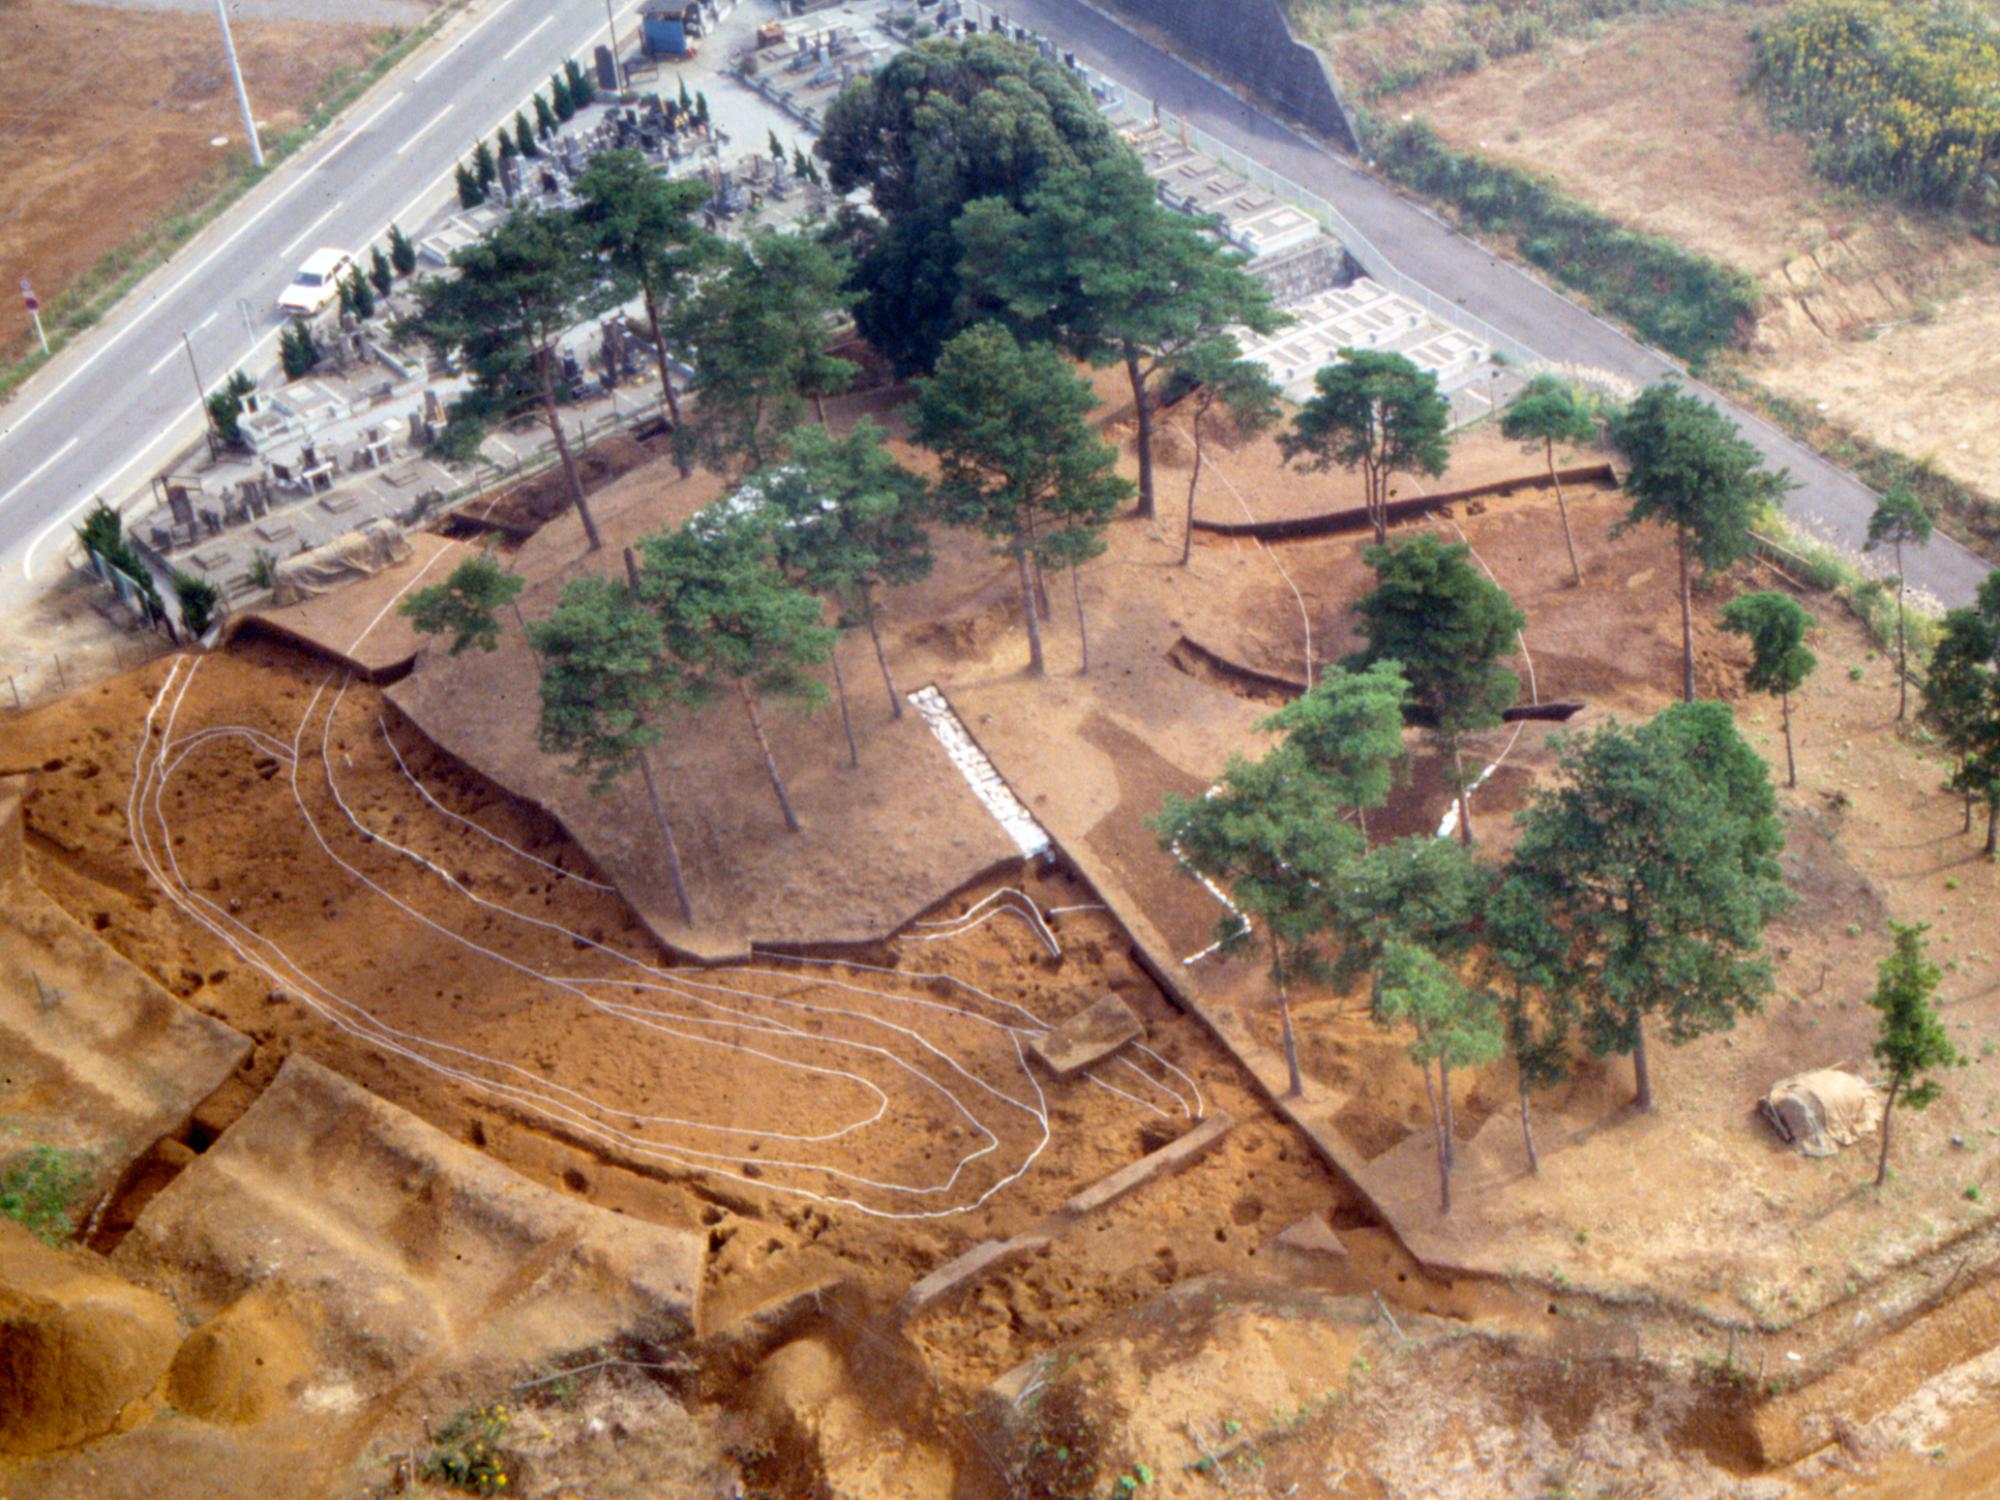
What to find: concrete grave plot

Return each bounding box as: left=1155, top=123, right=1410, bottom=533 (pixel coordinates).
left=0, top=778, right=249, bottom=1222
left=112, top=1054, right=705, bottom=1403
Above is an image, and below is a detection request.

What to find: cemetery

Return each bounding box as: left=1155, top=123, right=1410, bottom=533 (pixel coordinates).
left=4, top=3, right=2000, bottom=1498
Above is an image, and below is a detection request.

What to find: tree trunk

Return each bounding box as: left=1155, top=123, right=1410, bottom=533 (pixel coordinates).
left=1548, top=436, right=1582, bottom=586
left=1895, top=537, right=1908, bottom=720
left=1270, top=932, right=1304, bottom=1098
left=812, top=390, right=829, bottom=426
left=862, top=588, right=902, bottom=719
left=1452, top=742, right=1473, bottom=848
left=1181, top=404, right=1206, bottom=567
left=1032, top=555, right=1052, bottom=620
left=1876, top=1078, right=1901, bottom=1187
left=1016, top=550, right=1046, bottom=675
left=1676, top=527, right=1695, bottom=703
left=738, top=681, right=801, bottom=832
left=637, top=749, right=694, bottom=923
left=1988, top=797, right=1998, bottom=857
left=1632, top=1018, right=1653, bottom=1110
left=542, top=353, right=602, bottom=551
left=1422, top=1052, right=1450, bottom=1213
left=1781, top=687, right=1797, bottom=789
left=1366, top=457, right=1388, bottom=547
left=1356, top=803, right=1368, bottom=843
left=1126, top=345, right=1155, bottom=519
left=828, top=637, right=858, bottom=768
left=1440, top=1058, right=1456, bottom=1173
left=1071, top=566, right=1090, bottom=675
left=1518, top=1073, right=1540, bottom=1173
left=1965, top=770, right=1976, bottom=834
left=640, top=281, right=691, bottom=476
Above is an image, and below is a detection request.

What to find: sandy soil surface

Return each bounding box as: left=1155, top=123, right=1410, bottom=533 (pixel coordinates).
left=1391, top=3, right=2000, bottom=510
left=0, top=0, right=418, bottom=365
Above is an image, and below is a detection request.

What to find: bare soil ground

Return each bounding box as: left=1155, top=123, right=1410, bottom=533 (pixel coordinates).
left=1389, top=3, right=2000, bottom=508
left=5, top=361, right=2000, bottom=1493
left=0, top=0, right=418, bottom=365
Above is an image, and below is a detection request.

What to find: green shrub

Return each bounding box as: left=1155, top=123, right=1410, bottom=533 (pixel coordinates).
left=172, top=571, right=223, bottom=637
left=0, top=1147, right=93, bottom=1245
left=420, top=1405, right=516, bottom=1494
left=1755, top=0, right=2000, bottom=214
left=1364, top=118, right=1757, bottom=365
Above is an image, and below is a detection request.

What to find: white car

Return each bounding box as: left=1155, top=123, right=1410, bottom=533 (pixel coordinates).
left=277, top=247, right=355, bottom=316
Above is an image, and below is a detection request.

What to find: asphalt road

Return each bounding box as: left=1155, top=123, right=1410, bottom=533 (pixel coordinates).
left=990, top=0, right=1994, bottom=609
left=0, top=0, right=667, bottom=600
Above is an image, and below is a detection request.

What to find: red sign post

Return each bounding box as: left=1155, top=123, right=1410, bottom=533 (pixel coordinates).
left=20, top=276, right=48, bottom=356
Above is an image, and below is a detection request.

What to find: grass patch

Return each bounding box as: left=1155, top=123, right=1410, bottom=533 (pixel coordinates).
left=420, top=1404, right=519, bottom=1494
left=0, top=4, right=469, bottom=404
left=1289, top=0, right=1730, bottom=96
left=0, top=1146, right=95, bottom=1245
left=1361, top=116, right=1758, bottom=366
left=1709, top=367, right=2000, bottom=567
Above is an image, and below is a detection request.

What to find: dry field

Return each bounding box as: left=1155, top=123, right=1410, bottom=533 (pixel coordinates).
left=1387, top=3, right=2000, bottom=508
left=0, top=0, right=427, bottom=365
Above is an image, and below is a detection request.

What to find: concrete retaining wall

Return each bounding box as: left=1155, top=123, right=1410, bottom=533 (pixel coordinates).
left=1096, top=0, right=1362, bottom=153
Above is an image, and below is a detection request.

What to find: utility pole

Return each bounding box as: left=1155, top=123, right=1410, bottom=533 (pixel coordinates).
left=212, top=0, right=266, bottom=170
left=603, top=0, right=627, bottom=93
left=185, top=331, right=220, bottom=457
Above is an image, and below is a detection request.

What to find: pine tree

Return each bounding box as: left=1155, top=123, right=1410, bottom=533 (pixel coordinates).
left=399, top=554, right=526, bottom=656
left=1865, top=485, right=1936, bottom=720
left=1611, top=383, right=1794, bottom=702
left=498, top=129, right=517, bottom=164
left=1377, top=939, right=1503, bottom=1213
left=369, top=244, right=394, bottom=297
left=566, top=57, right=595, bottom=108
left=1501, top=375, right=1598, bottom=585
left=474, top=138, right=497, bottom=189
left=1153, top=747, right=1361, bottom=1097
left=1720, top=590, right=1817, bottom=788
left=551, top=73, right=576, bottom=122
left=1868, top=922, right=1963, bottom=1187
left=1259, top=660, right=1409, bottom=839
left=535, top=91, right=559, bottom=139
left=1348, top=534, right=1523, bottom=845
left=342, top=267, right=376, bottom=322
left=515, top=110, right=540, bottom=159
left=1282, top=350, right=1452, bottom=547
left=1172, top=335, right=1280, bottom=565
left=456, top=162, right=485, bottom=209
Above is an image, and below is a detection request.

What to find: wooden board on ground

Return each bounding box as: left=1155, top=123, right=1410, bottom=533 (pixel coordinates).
left=1030, top=993, right=1144, bottom=1078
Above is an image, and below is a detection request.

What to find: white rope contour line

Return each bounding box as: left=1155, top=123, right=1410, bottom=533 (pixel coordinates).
left=128, top=657, right=1202, bottom=1218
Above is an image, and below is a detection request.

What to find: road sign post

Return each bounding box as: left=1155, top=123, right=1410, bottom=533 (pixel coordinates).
left=20, top=278, right=48, bottom=356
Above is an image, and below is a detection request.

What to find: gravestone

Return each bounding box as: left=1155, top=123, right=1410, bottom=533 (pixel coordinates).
left=596, top=44, right=617, bottom=92
left=167, top=484, right=196, bottom=535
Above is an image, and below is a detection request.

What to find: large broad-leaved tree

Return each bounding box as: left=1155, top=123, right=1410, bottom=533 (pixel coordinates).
left=816, top=33, right=1117, bottom=376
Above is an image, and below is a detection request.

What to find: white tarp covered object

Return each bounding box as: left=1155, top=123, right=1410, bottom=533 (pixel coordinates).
left=1761, top=1069, right=1883, bottom=1158
left=270, top=521, right=412, bottom=606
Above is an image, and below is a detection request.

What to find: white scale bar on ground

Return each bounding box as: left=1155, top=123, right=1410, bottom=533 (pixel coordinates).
left=908, top=686, right=1050, bottom=860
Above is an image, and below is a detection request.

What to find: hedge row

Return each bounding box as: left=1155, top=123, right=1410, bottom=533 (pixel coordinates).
left=1365, top=117, right=1759, bottom=366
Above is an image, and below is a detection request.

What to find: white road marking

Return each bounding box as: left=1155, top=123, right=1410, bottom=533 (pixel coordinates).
left=281, top=202, right=345, bottom=257
left=501, top=14, right=555, bottom=60
left=0, top=439, right=81, bottom=516
left=316, top=90, right=406, bottom=168
left=413, top=0, right=518, bottom=84
left=190, top=310, right=218, bottom=334
left=396, top=104, right=457, bottom=156
left=145, top=346, right=181, bottom=377
left=0, top=168, right=310, bottom=442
